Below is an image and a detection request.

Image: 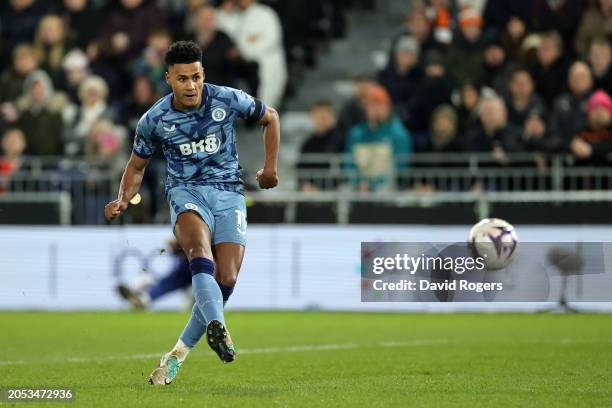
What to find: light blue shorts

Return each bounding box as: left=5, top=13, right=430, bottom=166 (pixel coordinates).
left=167, top=185, right=247, bottom=246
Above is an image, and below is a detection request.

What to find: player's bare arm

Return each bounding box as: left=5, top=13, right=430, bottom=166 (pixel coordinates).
left=256, top=106, right=280, bottom=189
left=104, top=153, right=150, bottom=221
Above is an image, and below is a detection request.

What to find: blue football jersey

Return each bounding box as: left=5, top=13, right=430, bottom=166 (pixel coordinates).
left=132, top=83, right=266, bottom=193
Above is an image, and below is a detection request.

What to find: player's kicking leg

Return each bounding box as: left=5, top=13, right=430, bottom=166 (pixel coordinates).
left=149, top=211, right=234, bottom=385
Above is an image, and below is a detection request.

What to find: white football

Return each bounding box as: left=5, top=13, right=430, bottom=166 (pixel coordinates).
left=468, top=218, right=518, bottom=270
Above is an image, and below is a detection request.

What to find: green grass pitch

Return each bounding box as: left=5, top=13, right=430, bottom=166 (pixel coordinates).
left=1, top=311, right=611, bottom=407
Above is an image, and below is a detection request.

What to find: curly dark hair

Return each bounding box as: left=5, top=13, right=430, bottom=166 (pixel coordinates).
left=164, top=41, right=202, bottom=67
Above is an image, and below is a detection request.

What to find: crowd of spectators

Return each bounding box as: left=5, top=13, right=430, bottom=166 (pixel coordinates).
left=298, top=0, right=612, bottom=192
left=0, top=0, right=360, bottom=195
left=2, top=0, right=612, bottom=198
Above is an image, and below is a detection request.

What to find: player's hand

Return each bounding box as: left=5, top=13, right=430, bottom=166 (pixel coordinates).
left=256, top=168, right=278, bottom=189
left=104, top=199, right=128, bottom=221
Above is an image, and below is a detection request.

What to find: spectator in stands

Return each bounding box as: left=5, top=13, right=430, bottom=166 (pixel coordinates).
left=15, top=70, right=65, bottom=156
left=218, top=0, right=287, bottom=108
left=529, top=0, right=585, bottom=52
left=445, top=6, right=487, bottom=84
left=548, top=61, right=594, bottom=151
left=529, top=30, right=568, bottom=108
left=424, top=0, right=453, bottom=45
left=575, top=0, right=612, bottom=57
left=425, top=104, right=461, bottom=153
left=588, top=37, right=612, bottom=94
left=337, top=75, right=375, bottom=140
left=297, top=100, right=343, bottom=191
left=85, top=119, right=127, bottom=172
left=64, top=75, right=115, bottom=155
left=345, top=85, right=412, bottom=191
left=482, top=39, right=514, bottom=95
left=34, top=14, right=73, bottom=87
left=464, top=94, right=519, bottom=159
left=131, top=28, right=173, bottom=96
left=0, top=0, right=48, bottom=68
left=409, top=50, right=455, bottom=146
left=505, top=69, right=546, bottom=129
left=97, top=0, right=165, bottom=60
left=570, top=89, right=612, bottom=163
left=191, top=4, right=241, bottom=88
left=454, top=80, right=481, bottom=136
left=122, top=76, right=159, bottom=136
left=61, top=0, right=101, bottom=50
left=60, top=48, right=90, bottom=104
left=0, top=44, right=40, bottom=104
left=399, top=7, right=440, bottom=59
left=216, top=0, right=239, bottom=33
left=378, top=35, right=423, bottom=128
left=0, top=128, right=26, bottom=192
left=516, top=108, right=550, bottom=153
left=501, top=16, right=528, bottom=65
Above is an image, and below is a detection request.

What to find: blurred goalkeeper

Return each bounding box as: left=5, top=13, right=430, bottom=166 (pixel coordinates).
left=104, top=41, right=280, bottom=384
left=116, top=239, right=192, bottom=310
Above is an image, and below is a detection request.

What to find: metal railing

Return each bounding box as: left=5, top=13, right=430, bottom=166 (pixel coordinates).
left=2, top=157, right=120, bottom=225
left=295, top=153, right=612, bottom=192
left=2, top=153, right=612, bottom=224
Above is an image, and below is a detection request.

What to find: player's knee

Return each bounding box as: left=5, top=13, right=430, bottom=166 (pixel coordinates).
left=216, top=267, right=238, bottom=287
left=186, top=245, right=213, bottom=261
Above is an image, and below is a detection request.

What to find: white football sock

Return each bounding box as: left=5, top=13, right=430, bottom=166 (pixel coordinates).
left=170, top=338, right=191, bottom=363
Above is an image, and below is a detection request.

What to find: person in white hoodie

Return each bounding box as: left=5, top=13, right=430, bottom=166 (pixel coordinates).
left=217, top=0, right=287, bottom=108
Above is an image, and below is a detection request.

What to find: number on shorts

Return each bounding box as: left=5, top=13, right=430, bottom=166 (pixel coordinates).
left=235, top=209, right=247, bottom=235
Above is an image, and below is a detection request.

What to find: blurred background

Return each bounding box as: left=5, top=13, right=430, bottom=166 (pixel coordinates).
left=1, top=0, right=612, bottom=311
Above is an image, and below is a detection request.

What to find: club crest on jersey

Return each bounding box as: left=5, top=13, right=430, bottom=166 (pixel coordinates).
left=212, top=108, right=226, bottom=122
left=179, top=134, right=220, bottom=155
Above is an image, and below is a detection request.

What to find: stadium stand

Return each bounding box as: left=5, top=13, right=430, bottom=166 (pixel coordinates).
left=1, top=0, right=612, bottom=225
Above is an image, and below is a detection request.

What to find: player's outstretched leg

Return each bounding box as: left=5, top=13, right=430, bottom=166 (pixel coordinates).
left=149, top=304, right=205, bottom=385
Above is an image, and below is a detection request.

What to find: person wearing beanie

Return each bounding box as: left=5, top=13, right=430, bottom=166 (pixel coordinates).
left=445, top=6, right=488, bottom=84
left=15, top=70, right=65, bottom=156
left=344, top=85, right=412, bottom=191
left=570, top=89, right=612, bottom=163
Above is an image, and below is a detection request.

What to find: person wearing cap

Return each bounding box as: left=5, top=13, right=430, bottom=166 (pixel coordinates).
left=570, top=89, right=612, bottom=163
left=378, top=35, right=423, bottom=128
left=344, top=85, right=412, bottom=192
left=445, top=6, right=488, bottom=84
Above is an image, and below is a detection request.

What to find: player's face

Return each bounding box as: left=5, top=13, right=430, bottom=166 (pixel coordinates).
left=166, top=62, right=205, bottom=110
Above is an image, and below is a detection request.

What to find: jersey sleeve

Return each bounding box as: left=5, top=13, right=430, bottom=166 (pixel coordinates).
left=132, top=114, right=158, bottom=159
left=230, top=88, right=266, bottom=122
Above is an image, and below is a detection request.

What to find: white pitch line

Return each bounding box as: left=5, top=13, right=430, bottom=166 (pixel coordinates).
left=2, top=337, right=608, bottom=367
left=0, top=340, right=442, bottom=367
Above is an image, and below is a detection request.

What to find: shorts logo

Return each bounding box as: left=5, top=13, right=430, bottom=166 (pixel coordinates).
left=185, top=203, right=198, bottom=211
left=212, top=108, right=226, bottom=122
